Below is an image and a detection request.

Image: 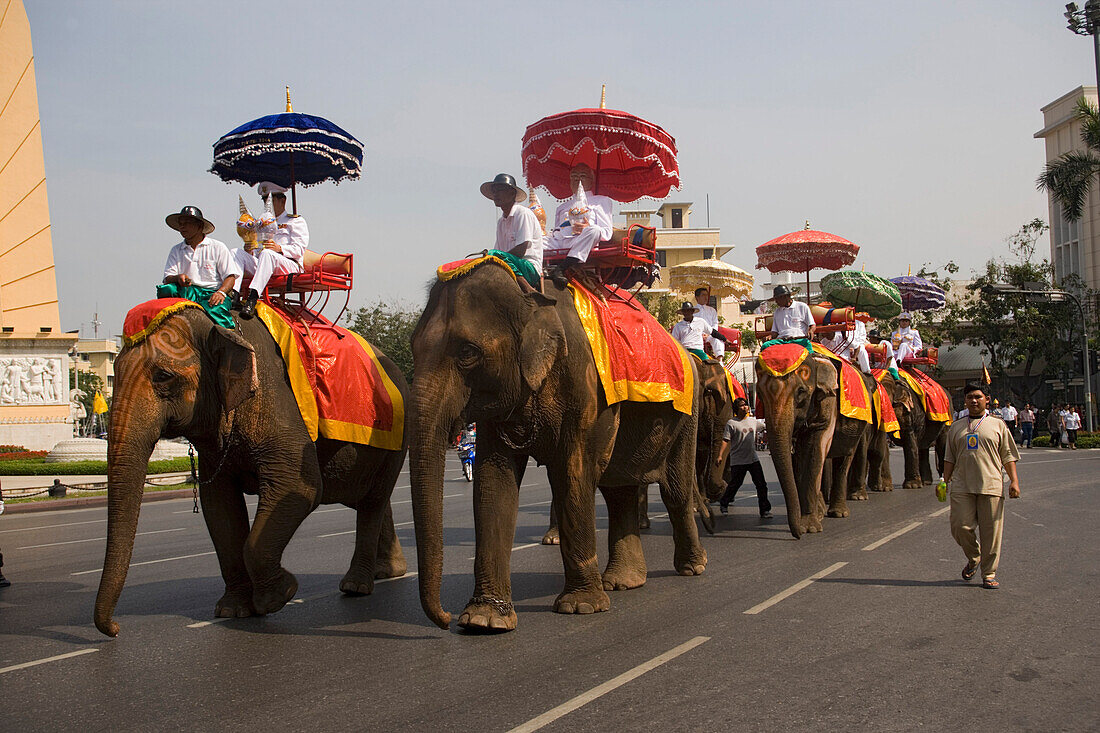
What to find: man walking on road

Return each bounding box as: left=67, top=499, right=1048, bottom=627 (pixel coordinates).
left=1019, top=403, right=1035, bottom=448
left=716, top=398, right=772, bottom=519
left=942, top=383, right=1021, bottom=589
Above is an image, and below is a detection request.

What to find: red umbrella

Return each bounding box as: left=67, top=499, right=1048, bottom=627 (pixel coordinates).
left=521, top=90, right=680, bottom=202
left=756, top=222, right=859, bottom=303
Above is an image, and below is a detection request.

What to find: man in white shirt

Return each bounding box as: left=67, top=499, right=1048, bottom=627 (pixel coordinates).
left=548, top=163, right=614, bottom=268
left=822, top=319, right=872, bottom=374
left=671, top=302, right=710, bottom=360
left=240, top=182, right=309, bottom=319
left=891, top=312, right=923, bottom=362
left=692, top=287, right=723, bottom=360
left=766, top=285, right=815, bottom=346
left=481, top=173, right=543, bottom=290
left=159, top=205, right=240, bottom=329
left=1000, top=400, right=1018, bottom=441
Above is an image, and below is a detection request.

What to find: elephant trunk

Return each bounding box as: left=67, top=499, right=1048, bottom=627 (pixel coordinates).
left=94, top=392, right=162, bottom=637
left=409, top=370, right=466, bottom=630
left=767, top=417, right=802, bottom=539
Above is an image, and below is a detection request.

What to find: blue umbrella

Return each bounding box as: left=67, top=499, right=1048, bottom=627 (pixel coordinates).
left=210, top=92, right=363, bottom=211
left=890, top=275, right=946, bottom=311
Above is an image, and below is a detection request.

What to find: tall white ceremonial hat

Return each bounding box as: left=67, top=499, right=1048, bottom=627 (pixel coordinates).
left=256, top=181, right=288, bottom=198
left=568, top=180, right=590, bottom=218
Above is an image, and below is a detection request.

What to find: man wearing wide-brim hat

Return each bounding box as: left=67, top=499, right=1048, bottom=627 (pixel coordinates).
left=671, top=301, right=712, bottom=360
left=761, top=284, right=815, bottom=351
left=158, top=205, right=240, bottom=329
left=481, top=173, right=543, bottom=290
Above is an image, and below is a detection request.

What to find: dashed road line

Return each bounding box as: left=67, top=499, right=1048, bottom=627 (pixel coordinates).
left=468, top=542, right=540, bottom=561
left=928, top=506, right=950, bottom=518
left=862, top=522, right=922, bottom=552
left=72, top=551, right=216, bottom=576
left=0, top=648, right=99, bottom=675
left=319, top=520, right=413, bottom=539
left=0, top=518, right=104, bottom=534
left=743, top=562, right=848, bottom=615
left=19, top=527, right=187, bottom=550
left=506, top=636, right=710, bottom=733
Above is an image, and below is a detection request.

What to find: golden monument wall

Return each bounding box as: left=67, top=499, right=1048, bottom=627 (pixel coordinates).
left=0, top=0, right=78, bottom=449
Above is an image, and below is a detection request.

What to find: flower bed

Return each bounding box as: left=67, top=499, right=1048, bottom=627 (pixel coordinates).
left=0, top=450, right=48, bottom=461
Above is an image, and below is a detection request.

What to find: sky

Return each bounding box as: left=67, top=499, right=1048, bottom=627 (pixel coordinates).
left=22, top=0, right=1095, bottom=338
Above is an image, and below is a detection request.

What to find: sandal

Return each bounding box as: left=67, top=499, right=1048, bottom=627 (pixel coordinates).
left=982, top=578, right=1000, bottom=589
left=961, top=561, right=979, bottom=581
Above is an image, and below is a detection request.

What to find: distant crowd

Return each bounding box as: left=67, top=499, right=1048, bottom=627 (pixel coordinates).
left=954, top=400, right=1087, bottom=450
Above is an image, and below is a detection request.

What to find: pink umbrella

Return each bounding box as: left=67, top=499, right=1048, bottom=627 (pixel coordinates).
left=756, top=222, right=859, bottom=303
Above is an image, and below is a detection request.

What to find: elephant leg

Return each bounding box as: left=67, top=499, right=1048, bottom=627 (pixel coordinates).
left=867, top=431, right=893, bottom=492
left=373, top=503, right=408, bottom=579
left=541, top=498, right=560, bottom=545
left=827, top=453, right=854, bottom=518
left=600, top=485, right=647, bottom=591
left=795, top=434, right=829, bottom=533
left=918, top=446, right=934, bottom=485
left=638, top=484, right=650, bottom=530
left=459, top=444, right=524, bottom=632
left=245, top=483, right=315, bottom=616
left=847, top=431, right=869, bottom=501
left=339, top=498, right=386, bottom=595
left=901, top=433, right=923, bottom=490
left=548, top=454, right=611, bottom=616
left=658, top=429, right=708, bottom=575
left=200, top=478, right=256, bottom=618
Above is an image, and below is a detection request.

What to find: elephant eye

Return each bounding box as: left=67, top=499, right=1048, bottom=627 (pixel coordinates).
left=455, top=342, right=482, bottom=369
left=152, top=367, right=174, bottom=384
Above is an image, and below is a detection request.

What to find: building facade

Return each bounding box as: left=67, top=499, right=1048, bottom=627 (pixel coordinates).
left=74, top=338, right=120, bottom=399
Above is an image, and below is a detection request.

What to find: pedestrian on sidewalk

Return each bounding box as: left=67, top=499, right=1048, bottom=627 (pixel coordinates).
left=716, top=398, right=772, bottom=519
left=1047, top=404, right=1063, bottom=448
left=942, top=383, right=1021, bottom=590
left=1019, top=403, right=1035, bottom=448
left=0, top=484, right=9, bottom=588
left=1065, top=406, right=1081, bottom=450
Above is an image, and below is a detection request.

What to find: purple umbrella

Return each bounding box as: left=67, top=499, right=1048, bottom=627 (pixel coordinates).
left=890, top=275, right=946, bottom=311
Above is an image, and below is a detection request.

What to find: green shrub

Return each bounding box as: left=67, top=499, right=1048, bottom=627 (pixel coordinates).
left=0, top=456, right=191, bottom=476
left=1029, top=432, right=1097, bottom=449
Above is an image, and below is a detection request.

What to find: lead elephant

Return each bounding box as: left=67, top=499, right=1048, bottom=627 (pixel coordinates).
left=94, top=307, right=408, bottom=637
left=409, top=262, right=707, bottom=632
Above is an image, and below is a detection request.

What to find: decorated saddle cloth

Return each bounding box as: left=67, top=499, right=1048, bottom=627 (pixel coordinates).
left=757, top=342, right=872, bottom=424
left=123, top=298, right=207, bottom=346
left=155, top=283, right=234, bottom=330
left=437, top=249, right=540, bottom=289
left=869, top=369, right=902, bottom=438
left=725, top=367, right=747, bottom=401
left=569, top=281, right=693, bottom=414
left=253, top=302, right=404, bottom=450
left=898, top=367, right=953, bottom=424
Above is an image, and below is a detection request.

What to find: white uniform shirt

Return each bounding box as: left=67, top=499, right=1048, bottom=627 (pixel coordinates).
left=551, top=195, right=614, bottom=241
left=163, top=237, right=241, bottom=289
left=772, top=300, right=814, bottom=339
left=495, top=204, right=544, bottom=271
left=824, top=320, right=867, bottom=355
left=692, top=302, right=723, bottom=357
left=672, top=318, right=708, bottom=351
left=275, top=212, right=308, bottom=263
left=891, top=325, right=923, bottom=352
left=1000, top=405, right=1018, bottom=423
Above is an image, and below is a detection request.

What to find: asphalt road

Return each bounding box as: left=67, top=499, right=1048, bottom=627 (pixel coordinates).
left=1, top=448, right=1097, bottom=732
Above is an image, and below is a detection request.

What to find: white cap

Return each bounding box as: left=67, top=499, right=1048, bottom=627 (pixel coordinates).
left=899, top=312, right=912, bottom=321
left=256, top=181, right=288, bottom=198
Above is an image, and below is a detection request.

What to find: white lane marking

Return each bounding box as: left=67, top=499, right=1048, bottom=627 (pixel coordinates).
left=72, top=551, right=216, bottom=576
left=186, top=573, right=419, bottom=628
left=862, top=521, right=923, bottom=552
left=468, top=542, right=541, bottom=561
left=518, top=500, right=552, bottom=509
left=1018, top=455, right=1100, bottom=465
left=19, top=527, right=187, bottom=550
left=176, top=491, right=466, bottom=516
left=743, top=562, right=848, bottom=615
left=0, top=518, right=104, bottom=534
left=319, top=521, right=413, bottom=539
left=507, top=636, right=710, bottom=733
left=0, top=648, right=99, bottom=675
left=928, top=506, right=951, bottom=518
left=390, top=493, right=464, bottom=506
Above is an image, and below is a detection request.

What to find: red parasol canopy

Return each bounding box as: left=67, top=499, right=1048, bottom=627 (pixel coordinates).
left=521, top=105, right=680, bottom=202
left=756, top=224, right=859, bottom=303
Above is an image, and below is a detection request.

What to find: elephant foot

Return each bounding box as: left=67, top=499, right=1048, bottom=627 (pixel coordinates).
left=847, top=488, right=868, bottom=501
left=339, top=570, right=376, bottom=596
left=252, top=569, right=298, bottom=615
left=215, top=589, right=257, bottom=618
left=827, top=507, right=850, bottom=518
left=870, top=484, right=893, bottom=492
left=674, top=546, right=707, bottom=577
left=902, top=479, right=922, bottom=490
left=541, top=526, right=560, bottom=545
left=457, top=596, right=517, bottom=632
left=554, top=587, right=611, bottom=614
left=602, top=564, right=647, bottom=591
left=803, top=515, right=824, bottom=533
left=639, top=514, right=651, bottom=530
left=373, top=554, right=408, bottom=579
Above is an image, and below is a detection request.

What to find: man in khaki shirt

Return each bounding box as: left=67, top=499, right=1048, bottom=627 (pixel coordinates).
left=943, top=383, right=1021, bottom=589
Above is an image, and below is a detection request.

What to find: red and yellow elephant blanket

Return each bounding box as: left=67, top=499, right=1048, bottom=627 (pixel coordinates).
left=898, top=366, right=953, bottom=424
left=757, top=342, right=873, bottom=424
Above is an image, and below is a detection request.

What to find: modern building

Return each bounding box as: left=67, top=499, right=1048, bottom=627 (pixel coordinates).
left=74, top=338, right=120, bottom=399
left=1035, top=86, right=1100, bottom=294
left=0, top=1, right=78, bottom=449
left=620, top=201, right=750, bottom=325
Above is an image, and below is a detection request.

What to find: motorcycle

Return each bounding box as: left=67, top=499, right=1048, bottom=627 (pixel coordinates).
left=456, top=424, right=476, bottom=482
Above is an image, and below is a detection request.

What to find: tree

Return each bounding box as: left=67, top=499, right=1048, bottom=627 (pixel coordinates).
left=344, top=300, right=422, bottom=383
left=1037, top=97, right=1100, bottom=220
left=635, top=292, right=681, bottom=330
left=68, top=366, right=106, bottom=436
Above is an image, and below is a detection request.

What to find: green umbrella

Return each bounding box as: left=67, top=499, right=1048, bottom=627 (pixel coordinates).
left=819, top=270, right=903, bottom=319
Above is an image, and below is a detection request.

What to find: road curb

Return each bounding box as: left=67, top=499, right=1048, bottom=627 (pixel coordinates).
left=4, top=488, right=194, bottom=515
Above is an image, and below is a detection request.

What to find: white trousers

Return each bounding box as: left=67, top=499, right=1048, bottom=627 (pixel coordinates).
left=564, top=226, right=604, bottom=262
left=249, top=249, right=302, bottom=294
left=233, top=248, right=258, bottom=278
left=896, top=342, right=919, bottom=362
left=836, top=344, right=871, bottom=374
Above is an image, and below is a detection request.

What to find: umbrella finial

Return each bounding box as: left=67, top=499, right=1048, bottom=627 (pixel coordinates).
left=600, top=84, right=606, bottom=109
left=804, top=219, right=811, bottom=230
left=285, top=86, right=293, bottom=113
left=908, top=264, right=912, bottom=276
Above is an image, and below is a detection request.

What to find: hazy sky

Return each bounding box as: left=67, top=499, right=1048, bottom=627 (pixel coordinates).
left=23, top=0, right=1093, bottom=338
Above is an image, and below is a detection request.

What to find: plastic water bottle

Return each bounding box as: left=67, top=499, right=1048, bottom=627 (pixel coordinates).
left=936, top=479, right=947, bottom=502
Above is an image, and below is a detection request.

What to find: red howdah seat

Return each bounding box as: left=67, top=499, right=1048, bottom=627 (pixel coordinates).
left=543, top=224, right=658, bottom=269
left=242, top=250, right=354, bottom=326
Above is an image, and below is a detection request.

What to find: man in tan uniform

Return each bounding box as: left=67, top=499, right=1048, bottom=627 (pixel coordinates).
left=942, top=383, right=1021, bottom=589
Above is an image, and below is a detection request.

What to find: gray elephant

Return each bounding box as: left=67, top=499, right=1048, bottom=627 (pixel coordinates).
left=409, top=261, right=708, bottom=632
left=94, top=306, right=408, bottom=637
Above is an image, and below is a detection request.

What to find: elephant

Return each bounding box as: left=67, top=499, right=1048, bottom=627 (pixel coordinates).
left=870, top=371, right=947, bottom=490
left=757, top=349, right=886, bottom=536
left=409, top=262, right=708, bottom=632
left=94, top=307, right=408, bottom=637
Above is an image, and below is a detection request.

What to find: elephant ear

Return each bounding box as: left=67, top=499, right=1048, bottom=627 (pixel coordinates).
left=207, top=326, right=257, bottom=412
left=807, top=357, right=839, bottom=427
left=520, top=291, right=567, bottom=393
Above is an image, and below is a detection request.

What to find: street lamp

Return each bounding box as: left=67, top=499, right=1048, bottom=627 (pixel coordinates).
left=1065, top=1, right=1100, bottom=90
left=983, top=282, right=1094, bottom=432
